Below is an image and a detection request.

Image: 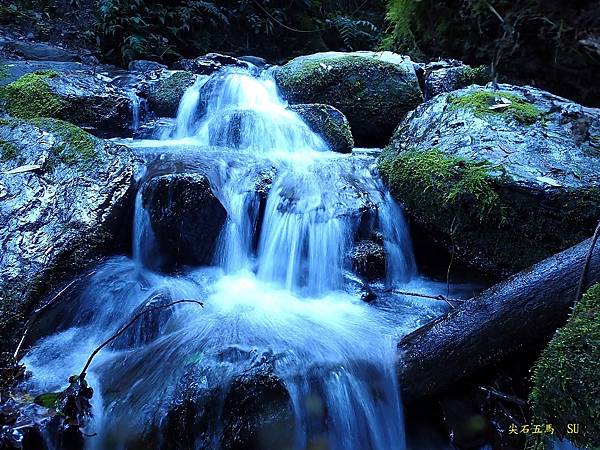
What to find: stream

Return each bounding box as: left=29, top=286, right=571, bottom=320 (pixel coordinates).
left=21, top=66, right=481, bottom=449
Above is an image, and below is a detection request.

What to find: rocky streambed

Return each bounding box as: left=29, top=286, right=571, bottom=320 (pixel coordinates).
left=0, top=39, right=599, bottom=450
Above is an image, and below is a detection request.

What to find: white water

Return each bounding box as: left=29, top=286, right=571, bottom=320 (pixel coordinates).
left=22, top=67, right=464, bottom=449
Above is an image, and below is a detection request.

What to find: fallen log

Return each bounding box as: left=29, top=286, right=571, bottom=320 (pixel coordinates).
left=397, top=236, right=600, bottom=403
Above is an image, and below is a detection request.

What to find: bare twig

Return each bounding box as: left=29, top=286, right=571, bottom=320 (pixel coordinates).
left=386, top=289, right=465, bottom=307
left=574, top=220, right=600, bottom=307
left=79, top=299, right=203, bottom=379
left=479, top=385, right=527, bottom=406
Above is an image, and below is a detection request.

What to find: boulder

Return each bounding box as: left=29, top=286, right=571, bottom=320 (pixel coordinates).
left=143, top=70, right=197, bottom=117
left=0, top=70, right=133, bottom=137
left=421, top=60, right=490, bottom=100
left=379, top=84, right=600, bottom=275
left=289, top=103, right=354, bottom=153
left=141, top=173, right=227, bottom=270
left=273, top=51, right=423, bottom=146
left=0, top=117, right=139, bottom=351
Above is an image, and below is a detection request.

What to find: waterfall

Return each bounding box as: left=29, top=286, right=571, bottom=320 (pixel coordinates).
left=21, top=67, right=444, bottom=450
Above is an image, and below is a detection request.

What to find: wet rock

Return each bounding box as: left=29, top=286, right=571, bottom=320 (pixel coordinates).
left=220, top=358, right=295, bottom=450
left=273, top=51, right=423, bottom=146
left=132, top=118, right=175, bottom=139
left=171, top=53, right=249, bottom=75
left=142, top=173, right=227, bottom=270
left=289, top=103, right=354, bottom=153
left=0, top=70, right=133, bottom=137
left=109, top=291, right=174, bottom=350
left=144, top=70, right=197, bottom=117
left=349, top=239, right=386, bottom=280
left=379, top=84, right=600, bottom=275
left=0, top=118, right=139, bottom=350
left=128, top=59, right=167, bottom=73
left=207, top=109, right=259, bottom=148
left=422, top=60, right=490, bottom=100
left=239, top=56, right=267, bottom=68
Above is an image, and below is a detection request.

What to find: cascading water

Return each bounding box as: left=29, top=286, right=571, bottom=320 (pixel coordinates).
left=22, top=66, right=468, bottom=449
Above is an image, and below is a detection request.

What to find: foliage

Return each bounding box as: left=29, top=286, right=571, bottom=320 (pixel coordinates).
left=382, top=0, right=600, bottom=105
left=529, top=283, right=600, bottom=449
left=0, top=70, right=64, bottom=119
left=448, top=90, right=542, bottom=125
left=96, top=0, right=386, bottom=64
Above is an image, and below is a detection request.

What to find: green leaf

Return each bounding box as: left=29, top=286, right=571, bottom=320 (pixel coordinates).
left=34, top=392, right=61, bottom=409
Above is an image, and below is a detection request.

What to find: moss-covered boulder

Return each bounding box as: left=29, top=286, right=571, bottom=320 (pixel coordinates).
left=0, top=70, right=133, bottom=136
left=529, top=283, right=600, bottom=449
left=379, top=84, right=600, bottom=275
left=289, top=103, right=354, bottom=153
left=0, top=117, right=140, bottom=356
left=144, top=70, right=197, bottom=117
left=273, top=51, right=423, bottom=147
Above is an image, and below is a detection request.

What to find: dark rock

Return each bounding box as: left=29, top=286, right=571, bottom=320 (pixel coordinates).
left=273, top=51, right=423, bottom=147
left=128, top=59, right=167, bottom=73
left=171, top=53, right=249, bottom=75
left=289, top=103, right=354, bottom=153
left=1, top=41, right=78, bottom=62
left=239, top=55, right=267, bottom=68
left=0, top=118, right=139, bottom=351
left=142, top=173, right=227, bottom=270
left=379, top=84, right=600, bottom=275
left=144, top=70, right=197, bottom=117
left=422, top=60, right=490, bottom=100
left=109, top=291, right=174, bottom=350
left=0, top=70, right=133, bottom=137
left=171, top=58, right=221, bottom=75
left=349, top=240, right=386, bottom=280
left=220, top=357, right=295, bottom=450
left=132, top=118, right=175, bottom=139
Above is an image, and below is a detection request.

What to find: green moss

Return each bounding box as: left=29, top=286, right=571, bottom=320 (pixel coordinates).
left=448, top=89, right=542, bottom=125
left=0, top=64, right=8, bottom=81
left=0, top=139, right=17, bottom=162
left=529, top=283, right=600, bottom=449
left=378, top=147, right=503, bottom=227
left=378, top=147, right=600, bottom=273
left=29, top=118, right=98, bottom=168
left=462, top=65, right=490, bottom=85
left=0, top=70, right=65, bottom=119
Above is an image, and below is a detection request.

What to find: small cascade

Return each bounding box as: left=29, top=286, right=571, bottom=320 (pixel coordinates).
left=128, top=90, right=143, bottom=131
left=20, top=66, right=448, bottom=450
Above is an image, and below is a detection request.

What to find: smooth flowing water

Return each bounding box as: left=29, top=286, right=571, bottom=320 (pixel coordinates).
left=23, top=67, right=472, bottom=449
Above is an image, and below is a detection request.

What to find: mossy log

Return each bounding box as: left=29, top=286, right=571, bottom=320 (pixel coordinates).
left=397, top=236, right=600, bottom=403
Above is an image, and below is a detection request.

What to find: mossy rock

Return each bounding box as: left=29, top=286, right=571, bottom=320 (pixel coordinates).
left=289, top=103, right=354, bottom=153
left=380, top=84, right=600, bottom=275
left=0, top=70, right=65, bottom=118
left=0, top=70, right=132, bottom=136
left=274, top=51, right=423, bottom=147
left=146, top=71, right=197, bottom=117
left=528, top=283, right=600, bottom=450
